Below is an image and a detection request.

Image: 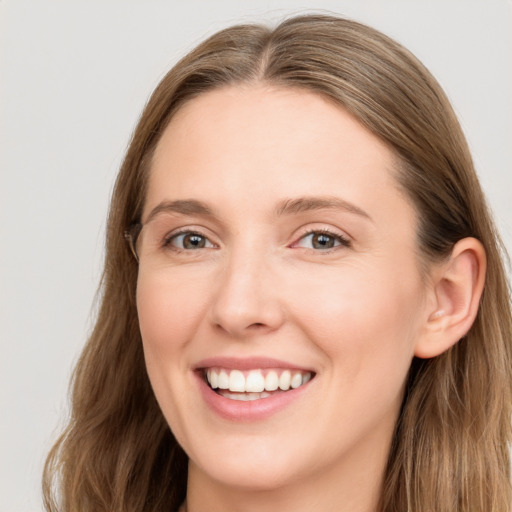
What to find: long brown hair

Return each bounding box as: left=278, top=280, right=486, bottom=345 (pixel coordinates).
left=43, top=14, right=512, bottom=512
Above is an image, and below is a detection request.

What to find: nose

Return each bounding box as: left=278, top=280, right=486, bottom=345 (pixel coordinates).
left=209, top=247, right=285, bottom=339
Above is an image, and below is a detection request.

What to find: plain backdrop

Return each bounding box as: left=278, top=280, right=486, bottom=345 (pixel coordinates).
left=1, top=1, right=511, bottom=510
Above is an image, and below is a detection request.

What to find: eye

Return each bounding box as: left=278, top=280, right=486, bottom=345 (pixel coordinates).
left=165, top=231, right=215, bottom=250
left=293, top=230, right=350, bottom=250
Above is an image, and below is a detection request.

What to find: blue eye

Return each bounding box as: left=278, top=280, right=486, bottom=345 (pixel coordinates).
left=295, top=231, right=349, bottom=250
left=167, top=232, right=215, bottom=250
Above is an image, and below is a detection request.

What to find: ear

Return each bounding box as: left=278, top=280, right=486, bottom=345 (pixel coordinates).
left=414, top=237, right=486, bottom=359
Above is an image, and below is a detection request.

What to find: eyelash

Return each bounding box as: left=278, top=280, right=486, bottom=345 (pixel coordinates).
left=163, top=228, right=351, bottom=252
left=291, top=229, right=351, bottom=251
left=163, top=229, right=216, bottom=251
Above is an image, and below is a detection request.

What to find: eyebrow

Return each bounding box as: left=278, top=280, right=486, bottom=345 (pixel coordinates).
left=144, top=195, right=372, bottom=224
left=144, top=199, right=213, bottom=224
left=275, top=196, right=373, bottom=222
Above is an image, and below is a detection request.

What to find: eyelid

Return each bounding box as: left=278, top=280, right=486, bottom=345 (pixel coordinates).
left=163, top=227, right=219, bottom=250
left=289, top=226, right=352, bottom=250
left=157, top=223, right=351, bottom=253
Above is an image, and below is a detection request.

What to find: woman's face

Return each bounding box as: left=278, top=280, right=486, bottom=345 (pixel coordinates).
left=137, top=86, right=432, bottom=492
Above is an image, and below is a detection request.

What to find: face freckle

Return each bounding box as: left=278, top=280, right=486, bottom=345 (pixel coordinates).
left=136, top=85, right=431, bottom=495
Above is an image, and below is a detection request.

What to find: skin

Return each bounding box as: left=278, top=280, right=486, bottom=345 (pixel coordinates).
left=136, top=85, right=444, bottom=512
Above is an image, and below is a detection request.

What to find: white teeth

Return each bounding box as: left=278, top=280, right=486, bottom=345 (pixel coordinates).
left=290, top=372, right=302, bottom=389
left=229, top=370, right=245, bottom=392
left=264, top=371, right=279, bottom=391
left=219, top=391, right=271, bottom=401
left=209, top=369, right=218, bottom=389
left=218, top=370, right=229, bottom=389
left=279, top=370, right=291, bottom=390
left=205, top=368, right=313, bottom=394
left=245, top=371, right=265, bottom=392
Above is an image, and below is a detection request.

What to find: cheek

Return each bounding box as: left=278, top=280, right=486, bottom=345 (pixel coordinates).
left=294, top=260, right=422, bottom=341
left=136, top=269, right=208, bottom=357
left=289, top=260, right=424, bottom=393
left=135, top=268, right=213, bottom=420
left=135, top=269, right=212, bottom=438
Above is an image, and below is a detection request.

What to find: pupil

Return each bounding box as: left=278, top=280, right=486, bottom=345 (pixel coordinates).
left=313, top=233, right=334, bottom=249
left=184, top=234, right=205, bottom=249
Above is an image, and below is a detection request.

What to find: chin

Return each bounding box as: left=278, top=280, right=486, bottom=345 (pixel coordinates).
left=193, top=456, right=301, bottom=492
left=187, top=434, right=309, bottom=491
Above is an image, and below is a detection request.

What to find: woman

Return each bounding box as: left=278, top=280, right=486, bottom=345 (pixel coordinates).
left=43, top=14, right=512, bottom=512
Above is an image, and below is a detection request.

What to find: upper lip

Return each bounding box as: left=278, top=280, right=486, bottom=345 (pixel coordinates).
left=193, top=356, right=314, bottom=372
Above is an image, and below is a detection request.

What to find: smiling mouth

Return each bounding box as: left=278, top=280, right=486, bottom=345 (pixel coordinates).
left=203, top=368, right=314, bottom=401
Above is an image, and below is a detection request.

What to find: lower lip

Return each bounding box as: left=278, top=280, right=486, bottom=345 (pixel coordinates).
left=194, top=371, right=313, bottom=422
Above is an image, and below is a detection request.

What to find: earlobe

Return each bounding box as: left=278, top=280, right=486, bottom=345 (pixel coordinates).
left=414, top=237, right=486, bottom=359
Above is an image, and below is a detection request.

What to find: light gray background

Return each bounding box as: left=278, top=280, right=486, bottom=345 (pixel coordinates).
left=1, top=1, right=511, bottom=510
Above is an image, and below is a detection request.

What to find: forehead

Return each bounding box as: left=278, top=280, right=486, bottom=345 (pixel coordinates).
left=146, top=85, right=411, bottom=226
left=153, top=85, right=393, bottom=172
